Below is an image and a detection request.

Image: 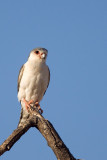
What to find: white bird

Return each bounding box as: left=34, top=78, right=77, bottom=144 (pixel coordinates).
left=17, top=48, right=50, bottom=125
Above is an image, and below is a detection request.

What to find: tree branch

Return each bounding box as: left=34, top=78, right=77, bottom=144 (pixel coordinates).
left=0, top=121, right=31, bottom=156
left=0, top=107, right=80, bottom=160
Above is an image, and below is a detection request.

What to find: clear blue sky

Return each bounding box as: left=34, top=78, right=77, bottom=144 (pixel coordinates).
left=0, top=0, right=107, bottom=160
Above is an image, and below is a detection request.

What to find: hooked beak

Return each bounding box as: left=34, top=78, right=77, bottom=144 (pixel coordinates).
left=39, top=52, right=46, bottom=59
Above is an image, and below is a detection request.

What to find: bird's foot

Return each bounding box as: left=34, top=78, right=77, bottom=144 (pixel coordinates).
left=22, top=98, right=34, bottom=111
left=22, top=98, right=43, bottom=114
left=35, top=101, right=43, bottom=114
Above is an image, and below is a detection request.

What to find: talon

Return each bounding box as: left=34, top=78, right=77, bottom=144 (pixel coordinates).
left=35, top=101, right=43, bottom=114
left=22, top=98, right=34, bottom=111
left=38, top=107, right=43, bottom=114
left=21, top=99, right=43, bottom=114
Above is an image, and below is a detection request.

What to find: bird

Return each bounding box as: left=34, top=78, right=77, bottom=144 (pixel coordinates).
left=17, top=47, right=50, bottom=125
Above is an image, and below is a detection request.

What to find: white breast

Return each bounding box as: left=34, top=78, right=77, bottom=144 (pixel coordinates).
left=18, top=61, right=49, bottom=103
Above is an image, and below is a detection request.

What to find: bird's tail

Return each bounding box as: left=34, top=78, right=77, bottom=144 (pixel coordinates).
left=17, top=108, right=23, bottom=127
left=18, top=101, right=29, bottom=127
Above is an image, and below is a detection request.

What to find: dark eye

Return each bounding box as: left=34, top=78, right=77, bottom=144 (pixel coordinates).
left=35, top=50, right=39, bottom=54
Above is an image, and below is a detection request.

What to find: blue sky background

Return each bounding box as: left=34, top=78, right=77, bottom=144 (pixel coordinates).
left=0, top=0, right=107, bottom=160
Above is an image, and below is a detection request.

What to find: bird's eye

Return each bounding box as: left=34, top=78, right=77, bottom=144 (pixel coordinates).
left=35, top=51, right=39, bottom=54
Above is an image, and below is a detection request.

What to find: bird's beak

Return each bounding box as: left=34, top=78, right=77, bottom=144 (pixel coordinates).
left=40, top=52, right=46, bottom=59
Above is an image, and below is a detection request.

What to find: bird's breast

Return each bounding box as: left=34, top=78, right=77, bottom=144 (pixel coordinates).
left=18, top=62, right=48, bottom=102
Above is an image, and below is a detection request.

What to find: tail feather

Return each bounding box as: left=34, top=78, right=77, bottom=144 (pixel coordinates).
left=18, top=108, right=23, bottom=127
left=18, top=102, right=29, bottom=127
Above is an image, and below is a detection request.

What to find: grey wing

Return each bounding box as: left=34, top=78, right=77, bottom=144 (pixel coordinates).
left=44, top=67, right=50, bottom=96
left=17, top=65, right=25, bottom=92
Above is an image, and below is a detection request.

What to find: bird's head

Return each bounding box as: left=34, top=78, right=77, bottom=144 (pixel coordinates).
left=28, top=48, right=48, bottom=63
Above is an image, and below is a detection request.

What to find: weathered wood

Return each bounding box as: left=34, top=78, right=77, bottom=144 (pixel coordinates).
left=0, top=122, right=31, bottom=156
left=0, top=107, right=79, bottom=160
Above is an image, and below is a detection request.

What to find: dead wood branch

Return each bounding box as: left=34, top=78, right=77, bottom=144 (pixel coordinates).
left=0, top=107, right=80, bottom=160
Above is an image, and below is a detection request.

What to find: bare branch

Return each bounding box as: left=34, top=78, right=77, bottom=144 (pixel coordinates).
left=0, top=121, right=30, bottom=156
left=0, top=107, right=80, bottom=160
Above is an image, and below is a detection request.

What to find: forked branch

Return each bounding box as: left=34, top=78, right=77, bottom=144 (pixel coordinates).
left=0, top=107, right=80, bottom=160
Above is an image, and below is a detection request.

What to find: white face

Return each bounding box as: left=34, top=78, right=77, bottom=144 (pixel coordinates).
left=34, top=49, right=47, bottom=59
left=29, top=48, right=48, bottom=62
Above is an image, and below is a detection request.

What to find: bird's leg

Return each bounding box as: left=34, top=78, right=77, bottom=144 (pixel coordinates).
left=35, top=101, right=43, bottom=114
left=22, top=98, right=34, bottom=111
left=22, top=98, right=43, bottom=113
left=28, top=99, right=34, bottom=105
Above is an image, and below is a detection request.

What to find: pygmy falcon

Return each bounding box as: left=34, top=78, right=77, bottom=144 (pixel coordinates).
left=17, top=48, right=50, bottom=124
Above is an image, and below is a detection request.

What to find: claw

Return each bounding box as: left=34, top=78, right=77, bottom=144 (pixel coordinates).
left=22, top=98, right=34, bottom=111
left=35, top=102, right=43, bottom=114
left=22, top=98, right=43, bottom=114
